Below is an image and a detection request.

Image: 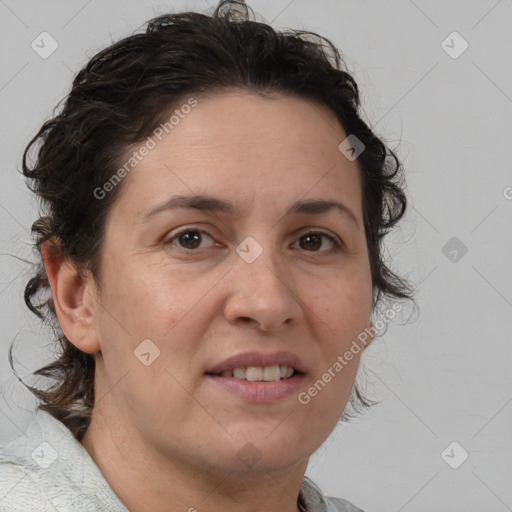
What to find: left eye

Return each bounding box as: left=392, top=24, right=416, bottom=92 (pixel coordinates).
left=164, top=229, right=340, bottom=253
left=293, top=230, right=340, bottom=253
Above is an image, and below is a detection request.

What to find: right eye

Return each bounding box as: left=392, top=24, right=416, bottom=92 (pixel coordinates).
left=163, top=228, right=221, bottom=252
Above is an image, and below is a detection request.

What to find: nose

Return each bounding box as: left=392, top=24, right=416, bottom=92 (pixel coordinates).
left=223, top=240, right=303, bottom=332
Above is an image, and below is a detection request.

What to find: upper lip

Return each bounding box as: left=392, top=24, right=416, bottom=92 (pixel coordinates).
left=206, top=351, right=306, bottom=375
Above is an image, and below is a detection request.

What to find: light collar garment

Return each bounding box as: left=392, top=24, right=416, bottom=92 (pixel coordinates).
left=0, top=409, right=365, bottom=512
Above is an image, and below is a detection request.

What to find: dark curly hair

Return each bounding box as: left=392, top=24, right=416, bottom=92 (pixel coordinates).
left=9, top=0, right=415, bottom=441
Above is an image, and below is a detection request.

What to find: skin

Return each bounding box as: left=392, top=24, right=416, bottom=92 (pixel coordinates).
left=43, top=91, right=374, bottom=512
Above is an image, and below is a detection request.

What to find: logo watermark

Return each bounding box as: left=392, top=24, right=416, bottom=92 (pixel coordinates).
left=298, top=302, right=402, bottom=405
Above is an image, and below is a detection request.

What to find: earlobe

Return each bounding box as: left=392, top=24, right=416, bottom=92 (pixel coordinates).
left=41, top=239, right=101, bottom=354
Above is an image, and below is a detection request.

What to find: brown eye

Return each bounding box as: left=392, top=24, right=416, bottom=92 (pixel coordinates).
left=165, top=229, right=216, bottom=251
left=295, top=231, right=340, bottom=253
left=177, top=231, right=203, bottom=249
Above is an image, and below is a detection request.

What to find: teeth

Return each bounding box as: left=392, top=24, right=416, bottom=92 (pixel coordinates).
left=233, top=368, right=245, bottom=379
left=222, top=365, right=295, bottom=382
left=246, top=367, right=263, bottom=381
left=263, top=366, right=281, bottom=382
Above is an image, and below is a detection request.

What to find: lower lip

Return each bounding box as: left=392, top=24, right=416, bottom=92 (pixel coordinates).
left=206, top=374, right=305, bottom=403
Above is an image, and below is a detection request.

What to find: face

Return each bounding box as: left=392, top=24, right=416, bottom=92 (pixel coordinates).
left=87, top=91, right=373, bottom=475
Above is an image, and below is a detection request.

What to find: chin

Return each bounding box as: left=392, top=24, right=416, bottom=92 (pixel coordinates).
left=219, top=428, right=314, bottom=474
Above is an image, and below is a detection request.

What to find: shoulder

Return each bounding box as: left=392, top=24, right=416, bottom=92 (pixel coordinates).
left=0, top=409, right=127, bottom=512
left=0, top=457, right=55, bottom=511
left=0, top=410, right=77, bottom=511
left=325, top=496, right=367, bottom=512
left=301, top=475, right=367, bottom=512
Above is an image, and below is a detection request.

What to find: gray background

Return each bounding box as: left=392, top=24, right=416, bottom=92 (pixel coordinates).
left=1, top=1, right=511, bottom=511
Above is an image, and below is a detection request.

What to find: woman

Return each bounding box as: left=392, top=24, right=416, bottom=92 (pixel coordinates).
left=0, top=1, right=414, bottom=511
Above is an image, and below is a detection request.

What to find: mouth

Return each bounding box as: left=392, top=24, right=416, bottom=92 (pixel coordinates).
left=206, top=365, right=300, bottom=382
left=205, top=351, right=306, bottom=402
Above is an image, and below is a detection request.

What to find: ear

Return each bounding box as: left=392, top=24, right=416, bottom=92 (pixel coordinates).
left=41, top=239, right=101, bottom=354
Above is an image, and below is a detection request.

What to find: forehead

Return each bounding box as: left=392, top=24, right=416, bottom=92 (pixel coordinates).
left=112, top=91, right=363, bottom=221
left=163, top=91, right=348, bottom=159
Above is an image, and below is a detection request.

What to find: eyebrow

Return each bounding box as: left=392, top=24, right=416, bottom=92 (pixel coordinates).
left=141, top=194, right=360, bottom=227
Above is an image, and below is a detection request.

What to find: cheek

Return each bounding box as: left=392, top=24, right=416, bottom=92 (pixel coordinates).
left=98, top=266, right=215, bottom=372
left=94, top=270, right=203, bottom=410
left=309, top=273, right=372, bottom=340
left=315, top=279, right=371, bottom=403
left=99, top=261, right=179, bottom=329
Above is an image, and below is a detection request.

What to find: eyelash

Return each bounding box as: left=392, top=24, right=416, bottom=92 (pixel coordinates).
left=163, top=227, right=343, bottom=255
